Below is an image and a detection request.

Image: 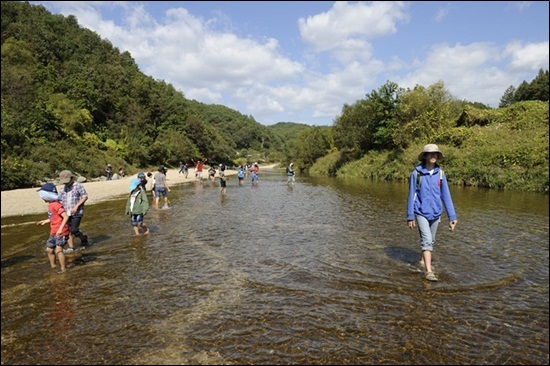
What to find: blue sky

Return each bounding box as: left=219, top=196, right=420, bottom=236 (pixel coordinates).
left=31, top=1, right=549, bottom=126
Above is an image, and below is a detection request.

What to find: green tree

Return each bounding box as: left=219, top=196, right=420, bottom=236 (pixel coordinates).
left=295, top=127, right=332, bottom=168
left=333, top=80, right=403, bottom=153
left=392, top=81, right=457, bottom=148
left=499, top=85, right=516, bottom=108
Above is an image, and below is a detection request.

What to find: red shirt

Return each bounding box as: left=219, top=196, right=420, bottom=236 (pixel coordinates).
left=48, top=201, right=70, bottom=236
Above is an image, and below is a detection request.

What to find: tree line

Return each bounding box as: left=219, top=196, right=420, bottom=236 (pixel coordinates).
left=1, top=1, right=548, bottom=192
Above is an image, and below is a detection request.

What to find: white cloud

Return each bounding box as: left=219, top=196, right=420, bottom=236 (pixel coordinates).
left=30, top=1, right=550, bottom=123
left=298, top=1, right=409, bottom=52
left=504, top=41, right=550, bottom=72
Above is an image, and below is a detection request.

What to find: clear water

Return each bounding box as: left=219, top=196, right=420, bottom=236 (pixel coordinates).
left=2, top=168, right=548, bottom=364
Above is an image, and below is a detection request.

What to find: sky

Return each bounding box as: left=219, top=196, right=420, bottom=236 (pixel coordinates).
left=31, top=1, right=549, bottom=126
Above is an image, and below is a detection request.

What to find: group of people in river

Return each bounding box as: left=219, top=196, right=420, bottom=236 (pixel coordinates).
left=37, top=145, right=456, bottom=282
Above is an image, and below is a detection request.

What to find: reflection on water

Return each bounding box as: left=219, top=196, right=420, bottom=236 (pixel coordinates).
left=2, top=169, right=548, bottom=365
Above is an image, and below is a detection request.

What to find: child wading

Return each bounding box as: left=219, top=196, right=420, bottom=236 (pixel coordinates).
left=36, top=183, right=71, bottom=273
left=126, top=177, right=149, bottom=236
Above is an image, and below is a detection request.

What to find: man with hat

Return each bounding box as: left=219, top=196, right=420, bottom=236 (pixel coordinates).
left=37, top=183, right=70, bottom=273
left=58, top=170, right=89, bottom=253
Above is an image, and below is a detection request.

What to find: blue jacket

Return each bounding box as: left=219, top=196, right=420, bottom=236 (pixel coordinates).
left=407, top=164, right=456, bottom=221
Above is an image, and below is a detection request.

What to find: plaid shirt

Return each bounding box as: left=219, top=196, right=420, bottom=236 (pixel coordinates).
left=59, top=182, right=88, bottom=217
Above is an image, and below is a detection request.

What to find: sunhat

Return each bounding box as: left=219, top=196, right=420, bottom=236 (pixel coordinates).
left=37, top=183, right=59, bottom=201
left=37, top=182, right=57, bottom=193
left=418, top=144, right=444, bottom=161
left=129, top=178, right=141, bottom=191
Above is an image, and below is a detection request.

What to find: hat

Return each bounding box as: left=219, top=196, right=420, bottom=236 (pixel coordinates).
left=158, top=165, right=164, bottom=171
left=59, top=170, right=73, bottom=184
left=129, top=178, right=141, bottom=191
left=418, top=144, right=444, bottom=161
left=37, top=182, right=57, bottom=193
left=37, top=183, right=58, bottom=201
left=137, top=172, right=146, bottom=179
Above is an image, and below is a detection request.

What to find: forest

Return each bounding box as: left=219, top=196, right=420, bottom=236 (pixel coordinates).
left=1, top=2, right=548, bottom=192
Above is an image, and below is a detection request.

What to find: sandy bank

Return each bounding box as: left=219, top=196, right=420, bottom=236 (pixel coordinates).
left=1, top=164, right=278, bottom=218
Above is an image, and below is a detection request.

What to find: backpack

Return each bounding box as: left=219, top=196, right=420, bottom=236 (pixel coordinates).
left=416, top=169, right=445, bottom=191
left=286, top=166, right=290, bottom=174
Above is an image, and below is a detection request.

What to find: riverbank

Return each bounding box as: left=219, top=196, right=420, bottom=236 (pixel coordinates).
left=1, top=164, right=278, bottom=218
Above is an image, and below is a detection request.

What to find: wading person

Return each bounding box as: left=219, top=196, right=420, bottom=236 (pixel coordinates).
left=36, top=183, right=70, bottom=273
left=58, top=170, right=89, bottom=253
left=153, top=165, right=170, bottom=209
left=286, top=162, right=295, bottom=185
left=126, top=178, right=149, bottom=235
left=406, top=144, right=457, bottom=282
left=218, top=164, right=228, bottom=195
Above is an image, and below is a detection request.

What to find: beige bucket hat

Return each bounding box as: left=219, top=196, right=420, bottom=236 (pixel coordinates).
left=418, top=144, right=444, bottom=161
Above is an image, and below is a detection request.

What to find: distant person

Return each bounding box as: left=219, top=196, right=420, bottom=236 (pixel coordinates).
left=153, top=165, right=171, bottom=209
left=192, top=158, right=207, bottom=181
left=118, top=166, right=126, bottom=177
left=407, top=144, right=457, bottom=282
left=137, top=172, right=148, bottom=189
left=286, top=162, right=295, bottom=185
left=36, top=183, right=70, bottom=273
left=58, top=170, right=89, bottom=253
left=184, top=163, right=189, bottom=179
left=218, top=164, right=227, bottom=195
left=178, top=161, right=185, bottom=175
left=208, top=166, right=216, bottom=182
left=126, top=178, right=149, bottom=236
left=105, top=164, right=113, bottom=180
left=251, top=163, right=259, bottom=185
left=146, top=172, right=156, bottom=200
left=237, top=165, right=245, bottom=186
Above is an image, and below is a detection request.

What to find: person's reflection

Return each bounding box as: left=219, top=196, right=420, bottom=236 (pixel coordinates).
left=44, top=278, right=77, bottom=363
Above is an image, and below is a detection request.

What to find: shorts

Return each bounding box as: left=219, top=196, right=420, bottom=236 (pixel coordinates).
left=155, top=187, right=168, bottom=197
left=220, top=180, right=227, bottom=188
left=130, top=214, right=144, bottom=226
left=46, top=234, right=68, bottom=249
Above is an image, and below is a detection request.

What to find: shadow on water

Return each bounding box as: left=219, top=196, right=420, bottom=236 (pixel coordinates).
left=384, top=245, right=419, bottom=264
left=2, top=168, right=548, bottom=365
left=1, top=255, right=35, bottom=269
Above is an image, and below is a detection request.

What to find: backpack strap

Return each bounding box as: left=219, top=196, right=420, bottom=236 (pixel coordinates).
left=416, top=169, right=444, bottom=191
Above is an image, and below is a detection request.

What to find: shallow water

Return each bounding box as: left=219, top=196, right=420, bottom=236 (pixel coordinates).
left=1, top=168, right=548, bottom=365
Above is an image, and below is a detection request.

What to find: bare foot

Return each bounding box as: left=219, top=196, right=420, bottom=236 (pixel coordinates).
left=143, top=229, right=150, bottom=235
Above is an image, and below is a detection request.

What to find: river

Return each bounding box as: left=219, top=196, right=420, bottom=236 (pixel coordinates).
left=1, top=167, right=548, bottom=365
